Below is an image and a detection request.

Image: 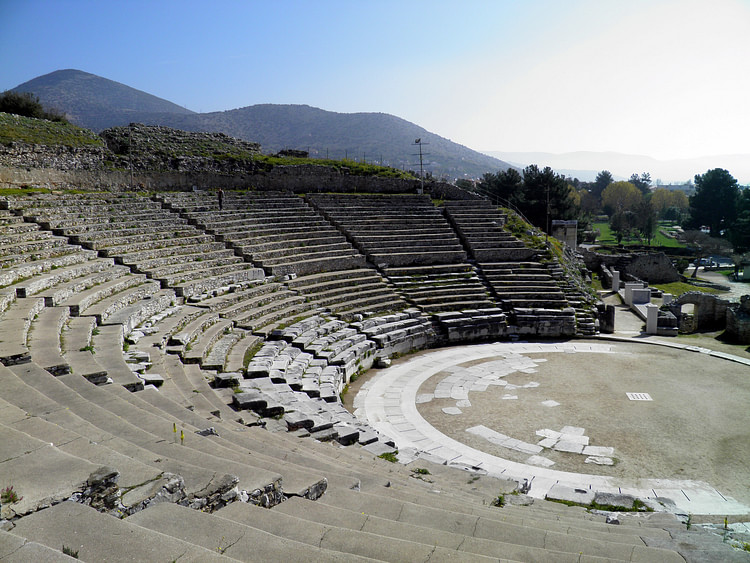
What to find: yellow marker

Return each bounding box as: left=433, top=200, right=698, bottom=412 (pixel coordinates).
left=180, top=430, right=184, bottom=445
left=173, top=422, right=176, bottom=434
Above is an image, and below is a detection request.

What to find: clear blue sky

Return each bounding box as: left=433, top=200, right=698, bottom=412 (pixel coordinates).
left=2, top=0, right=750, bottom=160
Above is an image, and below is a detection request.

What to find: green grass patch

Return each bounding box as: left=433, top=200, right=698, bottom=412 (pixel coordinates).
left=651, top=280, right=724, bottom=297
left=254, top=154, right=415, bottom=179
left=592, top=222, right=686, bottom=248
left=242, top=340, right=264, bottom=367
left=0, top=112, right=104, bottom=148
left=378, top=451, right=399, bottom=463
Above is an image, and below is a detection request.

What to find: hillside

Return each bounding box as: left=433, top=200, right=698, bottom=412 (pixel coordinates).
left=12, top=69, right=194, bottom=131
left=11, top=70, right=512, bottom=180
left=143, top=104, right=509, bottom=179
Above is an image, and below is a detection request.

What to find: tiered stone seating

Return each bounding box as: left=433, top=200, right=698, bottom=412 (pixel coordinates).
left=444, top=199, right=536, bottom=262
left=351, top=308, right=435, bottom=357
left=285, top=268, right=408, bottom=320
left=0, top=190, right=704, bottom=562
left=440, top=200, right=578, bottom=337
left=308, top=193, right=468, bottom=267
left=5, top=193, right=264, bottom=298
left=159, top=191, right=365, bottom=276
left=308, top=194, right=501, bottom=320
left=383, top=263, right=496, bottom=312
left=191, top=278, right=318, bottom=339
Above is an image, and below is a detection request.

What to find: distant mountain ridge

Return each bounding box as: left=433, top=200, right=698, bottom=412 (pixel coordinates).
left=11, top=69, right=511, bottom=179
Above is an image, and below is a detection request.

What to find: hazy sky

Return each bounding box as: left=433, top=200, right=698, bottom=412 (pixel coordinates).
left=2, top=0, right=750, bottom=161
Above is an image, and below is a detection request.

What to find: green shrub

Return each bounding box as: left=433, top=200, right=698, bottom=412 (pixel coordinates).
left=0, top=91, right=66, bottom=122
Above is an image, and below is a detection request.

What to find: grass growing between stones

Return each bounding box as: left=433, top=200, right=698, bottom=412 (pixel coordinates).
left=242, top=340, right=264, bottom=367
left=546, top=497, right=653, bottom=513
left=651, top=280, right=724, bottom=297
left=378, top=451, right=399, bottom=463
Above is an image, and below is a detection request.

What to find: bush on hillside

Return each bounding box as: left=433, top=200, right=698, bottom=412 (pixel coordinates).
left=0, top=91, right=67, bottom=122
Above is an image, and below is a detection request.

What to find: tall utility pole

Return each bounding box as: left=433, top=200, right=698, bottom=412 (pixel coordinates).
left=129, top=124, right=134, bottom=191
left=412, top=138, right=429, bottom=195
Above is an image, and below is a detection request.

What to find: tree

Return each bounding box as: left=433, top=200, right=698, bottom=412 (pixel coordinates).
left=521, top=165, right=578, bottom=232
left=687, top=168, right=740, bottom=237
left=629, top=172, right=652, bottom=195
left=592, top=170, right=613, bottom=196
left=682, top=230, right=732, bottom=278
left=601, top=181, right=642, bottom=215
left=0, top=90, right=66, bottom=122
left=728, top=188, right=750, bottom=253
left=651, top=188, right=688, bottom=220
left=634, top=199, right=658, bottom=245
left=610, top=210, right=637, bottom=244
left=478, top=168, right=524, bottom=209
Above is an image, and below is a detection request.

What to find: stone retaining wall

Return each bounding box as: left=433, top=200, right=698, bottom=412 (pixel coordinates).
left=581, top=249, right=679, bottom=284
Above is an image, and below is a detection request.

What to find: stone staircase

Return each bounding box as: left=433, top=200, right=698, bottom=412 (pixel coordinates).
left=443, top=199, right=536, bottom=262
left=307, top=193, right=468, bottom=267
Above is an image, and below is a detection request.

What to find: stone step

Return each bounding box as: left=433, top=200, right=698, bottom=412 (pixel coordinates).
left=116, top=241, right=231, bottom=265
left=182, top=319, right=235, bottom=365
left=11, top=257, right=115, bottom=298
left=262, top=254, right=367, bottom=277
left=76, top=280, right=161, bottom=323
left=224, top=332, right=261, bottom=373
left=145, top=252, right=246, bottom=277
left=0, top=297, right=45, bottom=366
left=316, top=487, right=683, bottom=561
left=232, top=294, right=308, bottom=330
left=0, top=249, right=98, bottom=290
left=201, top=330, right=242, bottom=371
left=100, top=289, right=177, bottom=335
left=0, top=244, right=90, bottom=271
left=0, top=373, right=160, bottom=495
left=23, top=363, right=286, bottom=498
left=100, top=380, right=331, bottom=498
left=9, top=501, right=239, bottom=562
left=169, top=311, right=221, bottom=348
left=91, top=324, right=145, bottom=391
left=237, top=233, right=346, bottom=253
left=95, top=232, right=216, bottom=254
left=0, top=235, right=69, bottom=259
left=369, top=250, right=468, bottom=267
left=158, top=264, right=264, bottom=297
left=83, top=228, right=203, bottom=249
left=127, top=501, right=373, bottom=562
left=0, top=529, right=81, bottom=561
left=275, top=497, right=619, bottom=563
left=0, top=424, right=100, bottom=518
left=64, top=272, right=149, bottom=316
left=221, top=500, right=506, bottom=562
left=33, top=263, right=130, bottom=306
left=28, top=306, right=69, bottom=376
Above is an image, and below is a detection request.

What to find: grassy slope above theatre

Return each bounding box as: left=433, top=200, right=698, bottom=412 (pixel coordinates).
left=0, top=112, right=104, bottom=148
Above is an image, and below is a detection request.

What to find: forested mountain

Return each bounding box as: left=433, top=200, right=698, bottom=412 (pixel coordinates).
left=10, top=69, right=511, bottom=179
